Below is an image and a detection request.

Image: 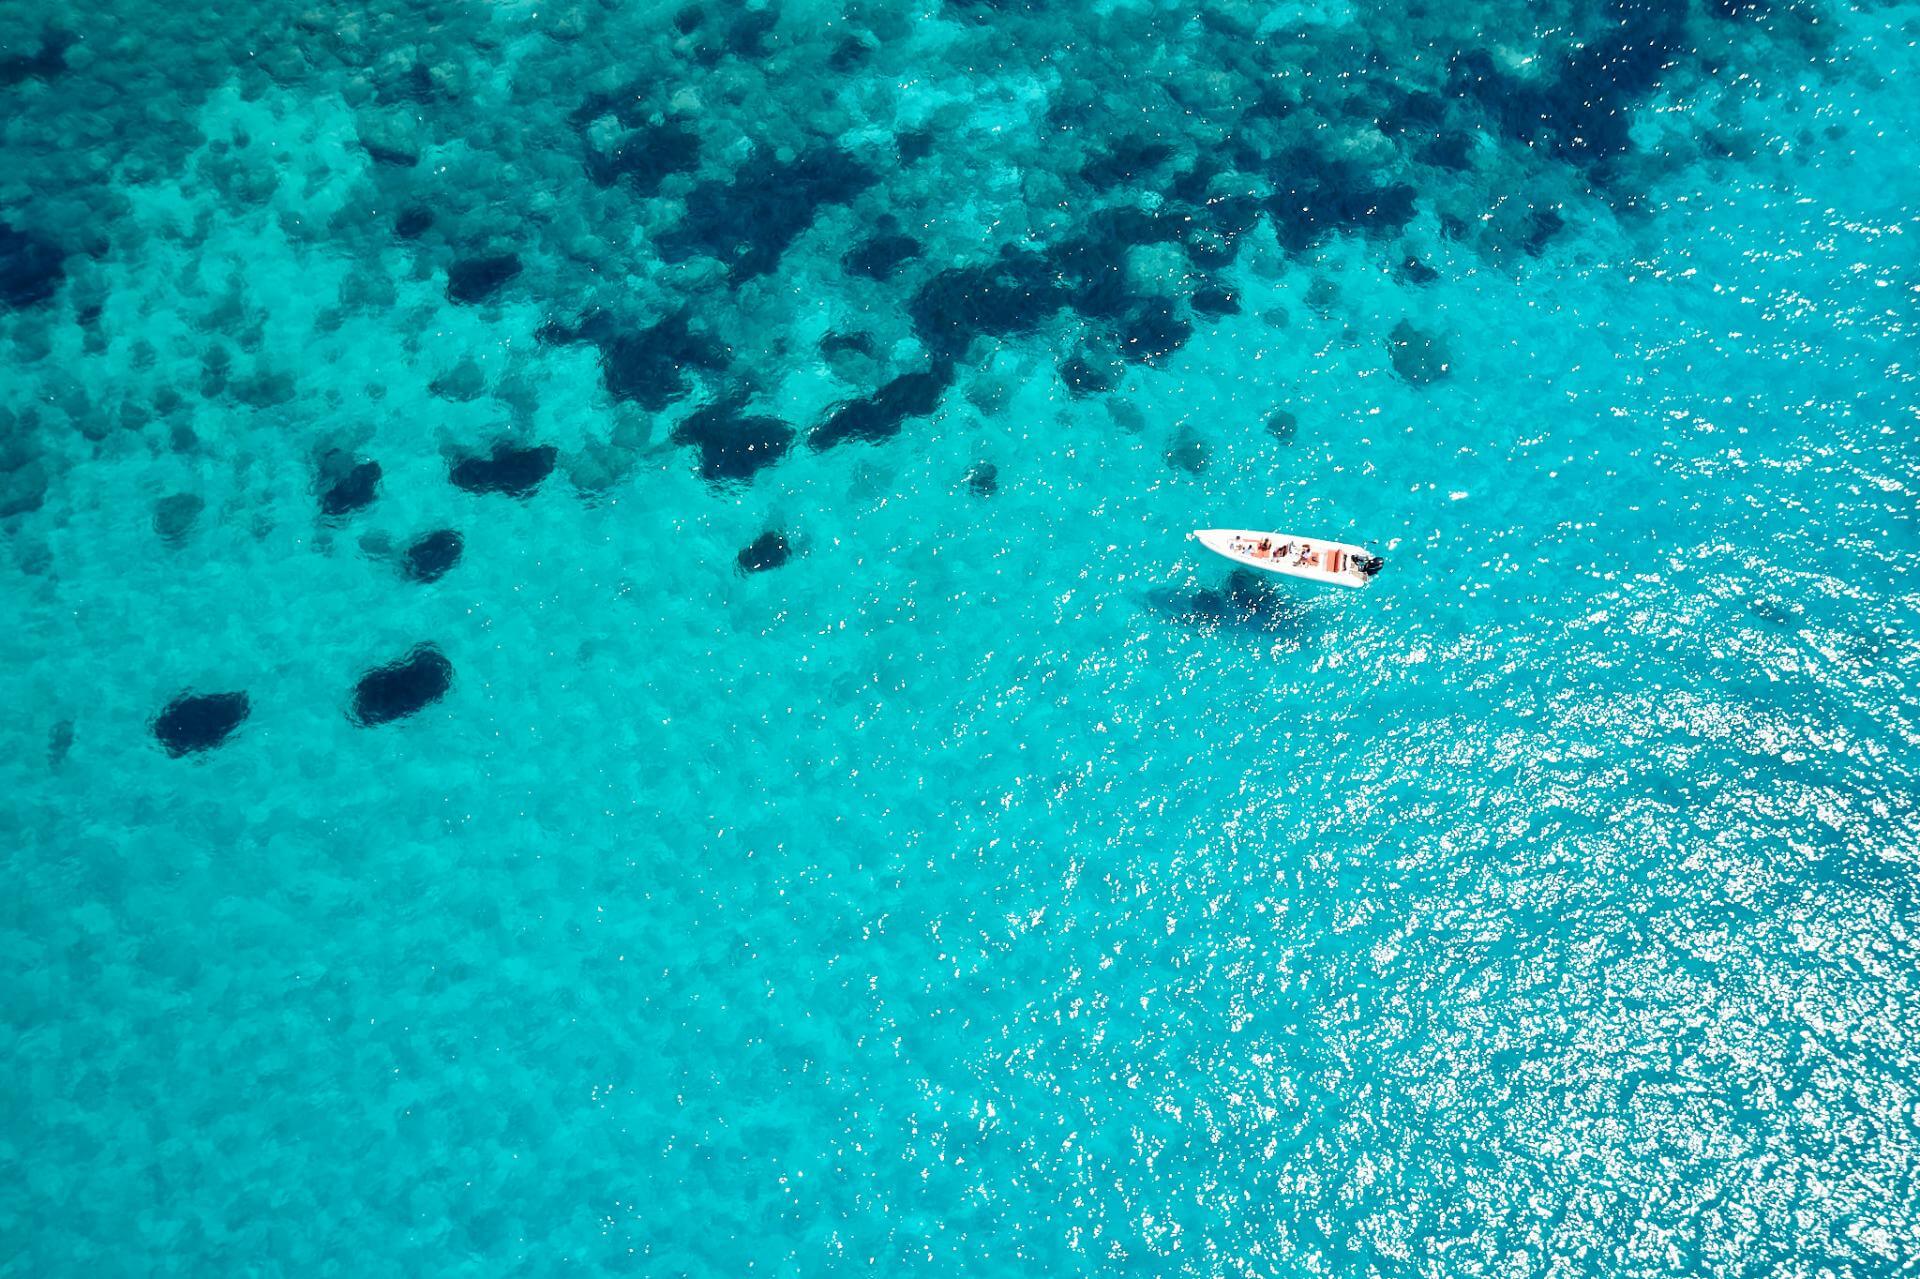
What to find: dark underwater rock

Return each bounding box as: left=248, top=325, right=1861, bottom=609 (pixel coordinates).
left=402, top=529, right=463, bottom=583
left=595, top=312, right=729, bottom=411
left=1522, top=207, right=1565, bottom=256
left=1190, top=284, right=1241, bottom=317
left=820, top=330, right=875, bottom=358
left=666, top=146, right=877, bottom=279
left=1266, top=409, right=1298, bottom=443
left=1388, top=320, right=1450, bottom=385
left=736, top=530, right=791, bottom=574
left=153, top=691, right=250, bottom=757
left=1119, top=302, right=1192, bottom=366
left=351, top=645, right=453, bottom=727
left=1081, top=137, right=1176, bottom=189
left=153, top=492, right=205, bottom=544
left=449, top=441, right=557, bottom=497
left=965, top=462, right=998, bottom=497
left=910, top=251, right=1066, bottom=359
left=318, top=458, right=381, bottom=517
left=0, top=223, right=64, bottom=310
left=0, top=29, right=75, bottom=86
left=446, top=253, right=521, bottom=304
left=896, top=129, right=934, bottom=164
left=1165, top=434, right=1210, bottom=475
left=671, top=399, right=794, bottom=483
left=395, top=207, right=434, bottom=239
left=584, top=121, right=701, bottom=193
left=811, top=366, right=952, bottom=451
left=1059, top=353, right=1120, bottom=397
left=1263, top=148, right=1417, bottom=251
left=1450, top=2, right=1684, bottom=169
left=1399, top=255, right=1440, bottom=285
left=725, top=7, right=779, bottom=55
left=845, top=233, right=922, bottom=280
left=47, top=719, right=73, bottom=769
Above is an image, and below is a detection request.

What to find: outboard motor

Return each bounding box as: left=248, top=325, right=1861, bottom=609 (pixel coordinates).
left=1354, top=553, right=1385, bottom=578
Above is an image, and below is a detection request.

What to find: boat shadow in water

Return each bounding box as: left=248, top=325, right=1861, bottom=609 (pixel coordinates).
left=1145, top=569, right=1316, bottom=636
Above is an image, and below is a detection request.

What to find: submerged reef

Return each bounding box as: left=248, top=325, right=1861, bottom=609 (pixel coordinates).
left=152, top=691, right=250, bottom=757
left=350, top=645, right=454, bottom=727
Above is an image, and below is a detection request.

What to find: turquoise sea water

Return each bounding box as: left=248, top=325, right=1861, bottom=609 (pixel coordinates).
left=5, top=1, right=1919, bottom=1273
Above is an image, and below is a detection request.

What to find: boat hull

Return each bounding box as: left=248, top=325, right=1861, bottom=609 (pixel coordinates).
left=1193, top=529, right=1378, bottom=588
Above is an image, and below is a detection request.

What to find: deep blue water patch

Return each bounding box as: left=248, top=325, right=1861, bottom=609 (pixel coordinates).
left=152, top=691, right=250, bottom=757
left=449, top=441, right=557, bottom=498
left=350, top=645, right=453, bottom=727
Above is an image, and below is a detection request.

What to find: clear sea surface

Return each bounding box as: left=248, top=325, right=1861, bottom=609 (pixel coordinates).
left=4, top=1, right=1918, bottom=1274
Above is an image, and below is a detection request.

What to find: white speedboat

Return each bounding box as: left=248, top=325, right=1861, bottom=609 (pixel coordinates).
left=1193, top=528, right=1383, bottom=588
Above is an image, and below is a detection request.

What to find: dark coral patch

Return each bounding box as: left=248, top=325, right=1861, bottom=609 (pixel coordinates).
left=402, top=529, right=464, bottom=583
left=670, top=399, right=794, bottom=483
left=319, top=458, right=381, bottom=517
left=736, top=530, right=791, bottom=574
left=965, top=462, right=998, bottom=497
left=153, top=691, right=250, bottom=758
left=446, top=253, right=521, bottom=304
left=811, top=366, right=952, bottom=451
left=351, top=645, right=453, bottom=727
left=0, top=222, right=64, bottom=310
left=449, top=441, right=557, bottom=497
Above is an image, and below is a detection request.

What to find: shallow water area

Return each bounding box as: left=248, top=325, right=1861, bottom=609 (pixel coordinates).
left=4, top=0, right=1920, bottom=1274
